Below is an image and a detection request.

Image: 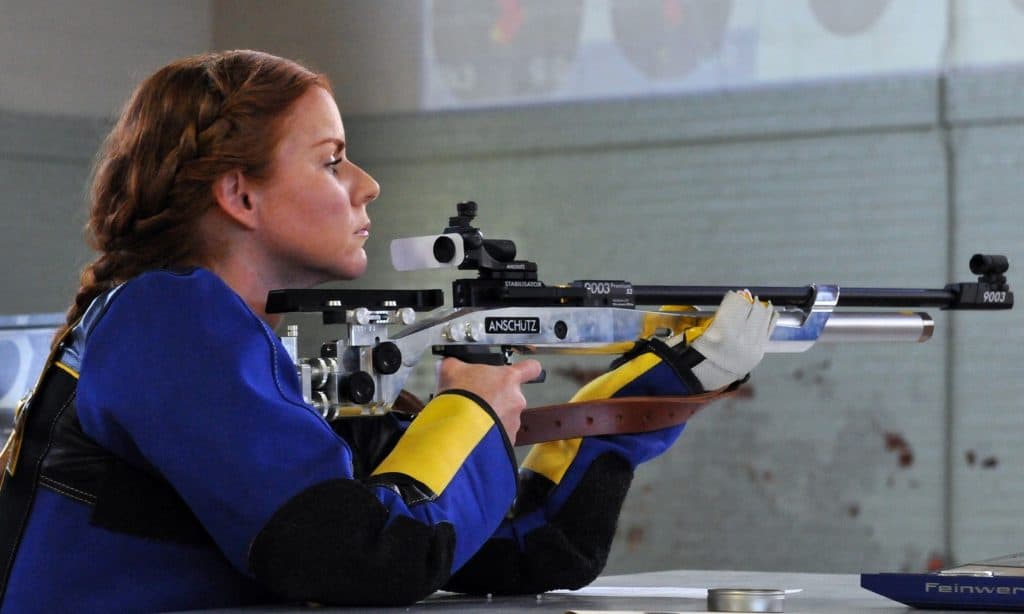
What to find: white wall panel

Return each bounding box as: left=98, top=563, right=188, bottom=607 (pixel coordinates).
left=0, top=0, right=211, bottom=117
left=949, top=122, right=1024, bottom=565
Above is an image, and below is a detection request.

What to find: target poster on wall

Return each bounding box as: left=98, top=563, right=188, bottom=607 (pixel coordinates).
left=757, top=0, right=942, bottom=81
left=427, top=0, right=585, bottom=103
left=421, top=0, right=954, bottom=110
left=422, top=0, right=756, bottom=109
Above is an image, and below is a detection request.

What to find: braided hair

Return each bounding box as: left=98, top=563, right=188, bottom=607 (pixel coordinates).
left=55, top=50, right=329, bottom=342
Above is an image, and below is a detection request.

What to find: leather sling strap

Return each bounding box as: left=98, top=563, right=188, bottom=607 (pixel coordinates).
left=0, top=364, right=77, bottom=602
left=393, top=389, right=731, bottom=446
left=515, top=391, right=730, bottom=445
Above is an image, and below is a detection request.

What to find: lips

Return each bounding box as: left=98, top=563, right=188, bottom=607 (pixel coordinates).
left=356, top=222, right=371, bottom=237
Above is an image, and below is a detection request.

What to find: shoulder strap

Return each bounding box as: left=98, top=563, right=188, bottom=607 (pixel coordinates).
left=0, top=363, right=78, bottom=601
left=0, top=400, right=27, bottom=491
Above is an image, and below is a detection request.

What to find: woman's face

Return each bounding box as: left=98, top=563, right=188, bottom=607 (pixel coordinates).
left=249, top=86, right=379, bottom=287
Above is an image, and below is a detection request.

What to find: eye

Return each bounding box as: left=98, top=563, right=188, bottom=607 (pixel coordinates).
left=326, top=157, right=343, bottom=175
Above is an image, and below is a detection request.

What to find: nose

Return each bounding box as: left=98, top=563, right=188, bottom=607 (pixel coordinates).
left=353, top=163, right=380, bottom=207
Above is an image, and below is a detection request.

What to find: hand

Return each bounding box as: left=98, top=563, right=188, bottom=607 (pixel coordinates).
left=683, top=290, right=778, bottom=391
left=436, top=358, right=543, bottom=444
left=540, top=290, right=775, bottom=467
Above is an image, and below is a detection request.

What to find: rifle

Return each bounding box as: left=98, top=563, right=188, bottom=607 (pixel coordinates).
left=266, top=202, right=1013, bottom=441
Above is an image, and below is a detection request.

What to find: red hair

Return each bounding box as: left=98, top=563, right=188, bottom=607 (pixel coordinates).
left=56, top=50, right=329, bottom=341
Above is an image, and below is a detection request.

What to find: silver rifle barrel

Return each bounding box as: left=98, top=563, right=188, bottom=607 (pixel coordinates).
left=815, top=311, right=934, bottom=343
left=766, top=311, right=934, bottom=353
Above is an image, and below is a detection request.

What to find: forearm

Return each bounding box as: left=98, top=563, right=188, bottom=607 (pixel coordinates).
left=444, top=443, right=636, bottom=595
left=445, top=341, right=697, bottom=595
left=249, top=390, right=518, bottom=606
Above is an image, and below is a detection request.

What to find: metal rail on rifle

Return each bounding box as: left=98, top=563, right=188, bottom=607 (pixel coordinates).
left=267, top=201, right=1013, bottom=419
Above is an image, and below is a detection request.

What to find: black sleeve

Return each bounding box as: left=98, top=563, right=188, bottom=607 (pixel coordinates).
left=249, top=478, right=456, bottom=606
left=443, top=452, right=634, bottom=595
left=250, top=414, right=448, bottom=606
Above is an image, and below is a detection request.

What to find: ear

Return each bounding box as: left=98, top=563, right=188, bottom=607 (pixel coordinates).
left=211, top=170, right=259, bottom=230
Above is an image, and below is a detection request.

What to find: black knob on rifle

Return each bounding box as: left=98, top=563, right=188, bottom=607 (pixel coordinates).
left=449, top=200, right=478, bottom=228
left=341, top=371, right=376, bottom=405
left=372, top=342, right=403, bottom=375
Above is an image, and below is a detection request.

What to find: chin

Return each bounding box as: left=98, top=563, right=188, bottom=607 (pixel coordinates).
left=335, top=255, right=368, bottom=280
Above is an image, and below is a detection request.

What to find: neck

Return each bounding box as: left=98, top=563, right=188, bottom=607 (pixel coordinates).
left=193, top=212, right=327, bottom=327
left=204, top=257, right=283, bottom=328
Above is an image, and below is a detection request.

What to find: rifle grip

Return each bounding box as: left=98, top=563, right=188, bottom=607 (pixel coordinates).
left=436, top=347, right=546, bottom=383
left=436, top=346, right=506, bottom=365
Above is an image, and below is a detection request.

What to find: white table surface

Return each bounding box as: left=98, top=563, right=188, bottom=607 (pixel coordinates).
left=177, top=567, right=1017, bottom=613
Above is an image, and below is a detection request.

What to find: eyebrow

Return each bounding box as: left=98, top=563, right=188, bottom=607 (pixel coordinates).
left=314, top=138, right=346, bottom=157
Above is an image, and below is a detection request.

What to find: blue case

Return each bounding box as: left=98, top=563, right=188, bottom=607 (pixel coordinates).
left=862, top=553, right=1024, bottom=611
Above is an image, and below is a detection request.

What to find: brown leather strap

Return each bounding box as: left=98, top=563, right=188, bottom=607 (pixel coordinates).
left=392, top=390, right=427, bottom=415
left=386, top=389, right=730, bottom=447
left=514, top=391, right=731, bottom=446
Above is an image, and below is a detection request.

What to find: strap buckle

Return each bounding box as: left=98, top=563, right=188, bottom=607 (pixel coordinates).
left=1, top=392, right=32, bottom=481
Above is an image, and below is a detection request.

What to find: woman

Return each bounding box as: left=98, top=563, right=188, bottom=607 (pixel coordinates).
left=0, top=50, right=775, bottom=612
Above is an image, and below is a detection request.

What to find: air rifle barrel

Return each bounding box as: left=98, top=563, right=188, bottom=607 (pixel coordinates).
left=630, top=286, right=965, bottom=309
left=632, top=256, right=1012, bottom=310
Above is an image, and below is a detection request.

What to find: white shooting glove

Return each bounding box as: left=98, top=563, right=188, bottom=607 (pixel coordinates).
left=675, top=290, right=779, bottom=391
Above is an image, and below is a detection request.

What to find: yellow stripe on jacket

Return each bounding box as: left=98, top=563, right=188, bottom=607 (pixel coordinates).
left=54, top=361, right=80, bottom=379
left=520, top=352, right=664, bottom=485
left=371, top=392, right=497, bottom=496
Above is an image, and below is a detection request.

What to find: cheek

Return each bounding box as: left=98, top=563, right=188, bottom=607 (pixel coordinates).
left=271, top=175, right=355, bottom=239
left=311, top=182, right=352, bottom=218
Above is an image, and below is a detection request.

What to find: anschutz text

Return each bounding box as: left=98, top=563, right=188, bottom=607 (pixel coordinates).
left=484, top=317, right=541, bottom=334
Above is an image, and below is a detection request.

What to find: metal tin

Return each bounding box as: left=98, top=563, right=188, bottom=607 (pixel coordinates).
left=707, top=588, right=785, bottom=612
